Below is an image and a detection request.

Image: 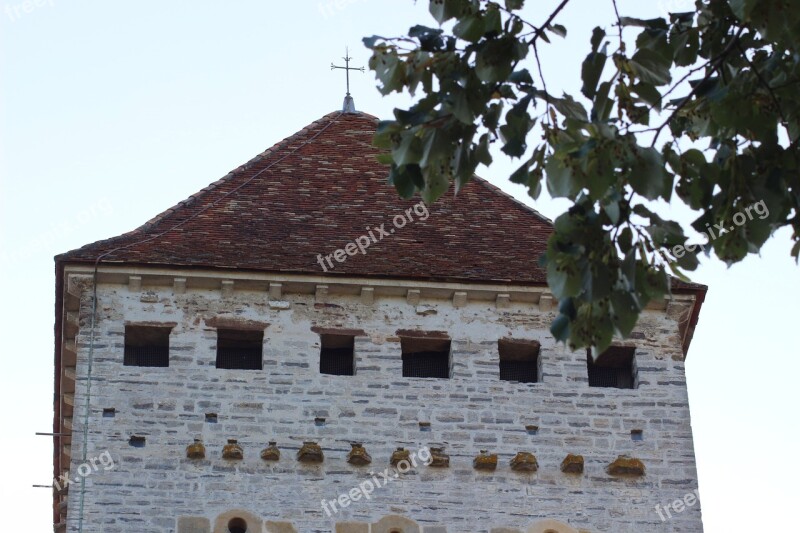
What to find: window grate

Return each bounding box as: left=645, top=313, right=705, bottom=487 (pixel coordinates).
left=498, top=338, right=540, bottom=384
left=216, top=347, right=262, bottom=370
left=124, top=325, right=171, bottom=367
left=402, top=351, right=449, bottom=379
left=216, top=329, right=263, bottom=370
left=124, top=345, right=169, bottom=367
left=499, top=360, right=538, bottom=383
left=587, top=347, right=635, bottom=389
left=587, top=365, right=629, bottom=388
left=320, top=347, right=354, bottom=376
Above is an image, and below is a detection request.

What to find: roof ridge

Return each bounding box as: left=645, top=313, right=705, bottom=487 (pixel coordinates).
left=470, top=175, right=553, bottom=225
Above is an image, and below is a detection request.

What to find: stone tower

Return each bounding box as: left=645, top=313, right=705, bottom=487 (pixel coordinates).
left=53, top=111, right=706, bottom=532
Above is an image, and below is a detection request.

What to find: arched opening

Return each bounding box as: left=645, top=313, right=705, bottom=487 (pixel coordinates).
left=527, top=520, right=579, bottom=533
left=227, top=517, right=247, bottom=533
left=212, top=509, right=261, bottom=533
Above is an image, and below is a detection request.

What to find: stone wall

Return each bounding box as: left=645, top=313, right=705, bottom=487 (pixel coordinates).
left=65, top=279, right=703, bottom=532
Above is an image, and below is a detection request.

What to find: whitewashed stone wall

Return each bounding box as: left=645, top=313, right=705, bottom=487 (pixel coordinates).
left=65, top=279, right=703, bottom=533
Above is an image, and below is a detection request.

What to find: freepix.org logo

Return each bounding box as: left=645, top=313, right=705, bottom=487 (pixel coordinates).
left=315, top=201, right=430, bottom=272
left=321, top=446, right=432, bottom=517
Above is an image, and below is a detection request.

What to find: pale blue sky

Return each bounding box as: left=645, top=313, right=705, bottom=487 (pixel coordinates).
left=1, top=1, right=797, bottom=531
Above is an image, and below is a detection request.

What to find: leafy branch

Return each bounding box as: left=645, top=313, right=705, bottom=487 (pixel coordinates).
left=364, top=0, right=800, bottom=354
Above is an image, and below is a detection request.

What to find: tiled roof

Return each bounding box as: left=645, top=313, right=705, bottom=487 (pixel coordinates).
left=57, top=111, right=557, bottom=284
left=56, top=110, right=704, bottom=292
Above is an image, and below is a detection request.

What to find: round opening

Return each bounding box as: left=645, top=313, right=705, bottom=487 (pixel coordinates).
left=227, top=517, right=247, bottom=533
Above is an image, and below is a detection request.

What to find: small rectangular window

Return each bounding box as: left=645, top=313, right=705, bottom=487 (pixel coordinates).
left=216, top=329, right=263, bottom=370
left=401, top=335, right=451, bottom=379
left=498, top=338, right=540, bottom=383
left=124, top=325, right=171, bottom=367
left=319, top=334, right=355, bottom=376
left=587, top=346, right=636, bottom=389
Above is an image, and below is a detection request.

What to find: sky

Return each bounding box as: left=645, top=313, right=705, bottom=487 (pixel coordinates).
left=1, top=1, right=798, bottom=531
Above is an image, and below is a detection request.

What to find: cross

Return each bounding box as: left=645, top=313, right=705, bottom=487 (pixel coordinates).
left=331, top=47, right=364, bottom=99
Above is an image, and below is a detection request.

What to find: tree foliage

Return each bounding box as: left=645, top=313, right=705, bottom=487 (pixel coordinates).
left=364, top=0, right=800, bottom=356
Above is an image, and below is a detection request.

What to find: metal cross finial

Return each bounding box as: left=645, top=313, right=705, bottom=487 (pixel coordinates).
left=331, top=47, right=364, bottom=112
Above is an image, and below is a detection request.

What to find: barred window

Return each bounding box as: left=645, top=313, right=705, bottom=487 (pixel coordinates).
left=124, top=325, right=171, bottom=367
left=587, top=346, right=636, bottom=389
left=401, top=335, right=451, bottom=379
left=499, top=338, right=540, bottom=383
left=216, top=329, right=263, bottom=370
left=319, top=334, right=355, bottom=376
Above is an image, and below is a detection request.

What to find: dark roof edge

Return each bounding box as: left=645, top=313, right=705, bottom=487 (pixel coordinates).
left=470, top=175, right=553, bottom=225
left=55, top=257, right=549, bottom=288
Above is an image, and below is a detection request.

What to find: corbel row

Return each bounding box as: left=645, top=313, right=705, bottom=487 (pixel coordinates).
left=182, top=440, right=645, bottom=477
left=123, top=274, right=561, bottom=312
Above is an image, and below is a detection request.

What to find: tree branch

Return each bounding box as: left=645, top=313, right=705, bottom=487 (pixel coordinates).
left=650, top=26, right=746, bottom=147
left=735, top=40, right=789, bottom=127
left=530, top=0, right=572, bottom=42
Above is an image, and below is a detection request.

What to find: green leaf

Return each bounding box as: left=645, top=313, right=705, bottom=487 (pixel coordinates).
left=602, top=198, right=620, bottom=225
left=552, top=94, right=589, bottom=122
left=581, top=44, right=607, bottom=99
left=791, top=240, right=800, bottom=261
left=504, top=0, right=524, bottom=10
left=630, top=147, right=672, bottom=200
left=510, top=160, right=531, bottom=184
left=619, top=17, right=668, bottom=30
left=420, top=128, right=451, bottom=168
left=483, top=101, right=504, bottom=131
left=631, top=82, right=662, bottom=110
left=592, top=81, right=614, bottom=122
left=475, top=37, right=525, bottom=83
left=388, top=165, right=417, bottom=198
left=483, top=6, right=503, bottom=35
left=549, top=24, right=567, bottom=38
left=450, top=89, right=474, bottom=124
left=610, top=290, right=639, bottom=338
left=375, top=153, right=394, bottom=165
left=473, top=134, right=492, bottom=166
left=370, top=50, right=407, bottom=94
left=453, top=14, right=485, bottom=42
left=590, top=27, right=606, bottom=53
left=393, top=134, right=423, bottom=166
left=630, top=48, right=672, bottom=86
left=545, top=156, right=579, bottom=198
left=429, top=0, right=463, bottom=24
left=509, top=69, right=533, bottom=84
left=729, top=0, right=758, bottom=21
left=674, top=245, right=700, bottom=271
left=500, top=110, right=532, bottom=157
left=547, top=256, right=583, bottom=298
left=618, top=227, right=633, bottom=253
left=674, top=27, right=699, bottom=67
left=550, top=314, right=570, bottom=342
left=373, top=120, right=401, bottom=149
left=421, top=168, right=449, bottom=203
left=362, top=35, right=387, bottom=49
